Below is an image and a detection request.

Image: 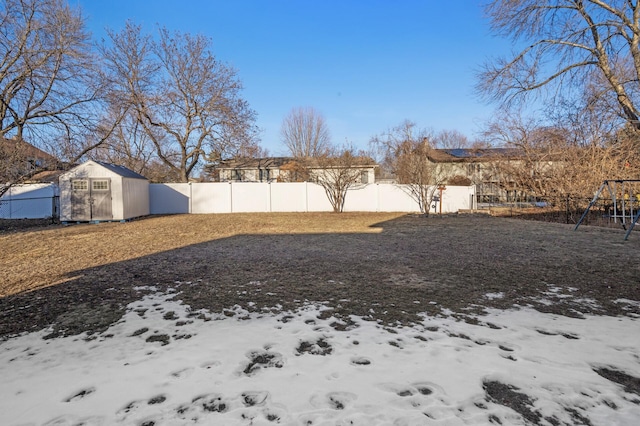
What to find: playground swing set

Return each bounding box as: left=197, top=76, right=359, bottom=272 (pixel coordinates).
left=574, top=179, right=640, bottom=240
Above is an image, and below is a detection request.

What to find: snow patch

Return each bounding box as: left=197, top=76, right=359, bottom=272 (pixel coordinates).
left=1, top=292, right=639, bottom=425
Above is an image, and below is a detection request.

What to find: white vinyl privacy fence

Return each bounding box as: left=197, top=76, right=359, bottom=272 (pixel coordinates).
left=0, top=184, right=59, bottom=219
left=2, top=182, right=475, bottom=219
left=150, top=182, right=475, bottom=214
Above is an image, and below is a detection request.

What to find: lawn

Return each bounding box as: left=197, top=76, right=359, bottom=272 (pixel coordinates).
left=1, top=213, right=639, bottom=424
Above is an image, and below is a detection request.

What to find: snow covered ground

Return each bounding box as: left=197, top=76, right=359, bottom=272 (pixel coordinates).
left=1, top=287, right=639, bottom=426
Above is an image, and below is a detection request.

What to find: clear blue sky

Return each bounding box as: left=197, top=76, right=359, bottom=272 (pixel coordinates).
left=77, top=1, right=513, bottom=155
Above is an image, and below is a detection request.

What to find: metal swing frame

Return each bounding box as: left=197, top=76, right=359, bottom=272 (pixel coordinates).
left=574, top=179, right=640, bottom=240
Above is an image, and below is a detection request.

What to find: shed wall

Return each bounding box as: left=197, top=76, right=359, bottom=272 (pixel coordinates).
left=59, top=163, right=121, bottom=221
left=122, top=178, right=150, bottom=219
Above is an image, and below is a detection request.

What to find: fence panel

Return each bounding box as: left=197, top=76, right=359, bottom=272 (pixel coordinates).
left=149, top=183, right=190, bottom=214
left=305, top=183, right=334, bottom=212
left=191, top=183, right=231, bottom=214
left=150, top=182, right=474, bottom=215
left=0, top=184, right=59, bottom=219
left=342, top=184, right=377, bottom=212
left=270, top=183, right=308, bottom=212
left=377, top=184, right=420, bottom=212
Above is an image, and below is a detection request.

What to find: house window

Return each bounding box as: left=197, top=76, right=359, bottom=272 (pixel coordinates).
left=259, top=168, right=270, bottom=182
left=92, top=180, right=110, bottom=191
left=232, top=169, right=244, bottom=181
left=361, top=170, right=369, bottom=184
left=467, top=164, right=480, bottom=175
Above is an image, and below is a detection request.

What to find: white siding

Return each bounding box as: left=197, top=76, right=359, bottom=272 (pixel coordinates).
left=122, top=178, right=150, bottom=219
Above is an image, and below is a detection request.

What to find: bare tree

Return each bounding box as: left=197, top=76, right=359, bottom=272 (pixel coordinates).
left=396, top=140, right=447, bottom=215
left=102, top=22, right=259, bottom=182
left=482, top=105, right=640, bottom=207
left=313, top=145, right=372, bottom=213
left=478, top=0, right=640, bottom=128
left=0, top=0, right=117, bottom=193
left=91, top=109, right=155, bottom=174
left=280, top=107, right=331, bottom=158
left=483, top=113, right=568, bottom=198
left=433, top=130, right=470, bottom=149
left=370, top=121, right=446, bottom=215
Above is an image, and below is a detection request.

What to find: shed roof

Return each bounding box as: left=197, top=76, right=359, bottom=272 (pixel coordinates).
left=62, top=160, right=148, bottom=180
left=93, top=161, right=148, bottom=180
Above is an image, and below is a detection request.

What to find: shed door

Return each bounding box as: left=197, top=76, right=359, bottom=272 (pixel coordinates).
left=70, top=179, right=91, bottom=221
left=90, top=179, right=112, bottom=220
left=69, top=178, right=112, bottom=221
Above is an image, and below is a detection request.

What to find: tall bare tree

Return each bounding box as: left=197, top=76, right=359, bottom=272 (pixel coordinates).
left=478, top=1, right=640, bottom=129
left=102, top=22, right=259, bottom=182
left=433, top=130, right=470, bottom=149
left=370, top=121, right=446, bottom=215
left=280, top=107, right=331, bottom=158
left=0, top=0, right=116, bottom=193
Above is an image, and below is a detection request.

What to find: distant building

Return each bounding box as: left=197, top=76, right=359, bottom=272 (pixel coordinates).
left=1, top=137, right=60, bottom=183
left=213, top=157, right=377, bottom=184
left=427, top=148, right=536, bottom=203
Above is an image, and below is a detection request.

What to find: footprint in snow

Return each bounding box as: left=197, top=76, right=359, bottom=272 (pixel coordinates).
left=379, top=382, right=442, bottom=398
left=117, top=399, right=142, bottom=416
left=296, top=337, right=333, bottom=356
left=242, top=350, right=284, bottom=376
left=350, top=356, right=372, bottom=366
left=192, top=393, right=229, bottom=413
left=42, top=414, right=104, bottom=425
left=241, top=390, right=270, bottom=407
left=147, top=394, right=167, bottom=405
left=63, top=387, right=96, bottom=402
left=309, top=391, right=357, bottom=410
left=200, top=360, right=221, bottom=369
left=170, top=367, right=194, bottom=379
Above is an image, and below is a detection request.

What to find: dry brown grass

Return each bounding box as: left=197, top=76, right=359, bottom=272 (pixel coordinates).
left=2, top=212, right=639, bottom=339
left=0, top=212, right=404, bottom=297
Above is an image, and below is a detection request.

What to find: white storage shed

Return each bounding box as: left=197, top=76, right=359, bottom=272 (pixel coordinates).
left=59, top=161, right=149, bottom=222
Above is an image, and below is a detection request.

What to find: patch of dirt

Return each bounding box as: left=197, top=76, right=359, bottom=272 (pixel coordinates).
left=243, top=350, right=284, bottom=375
left=483, top=380, right=543, bottom=424
left=0, top=218, right=58, bottom=234
left=593, top=367, right=640, bottom=398
left=1, top=213, right=639, bottom=339
left=296, top=337, right=333, bottom=356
